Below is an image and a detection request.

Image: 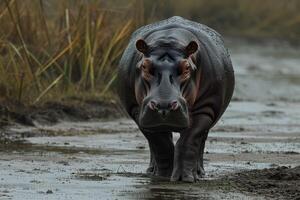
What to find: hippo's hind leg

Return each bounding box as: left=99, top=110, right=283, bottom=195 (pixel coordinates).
left=142, top=131, right=174, bottom=178
left=171, top=114, right=212, bottom=182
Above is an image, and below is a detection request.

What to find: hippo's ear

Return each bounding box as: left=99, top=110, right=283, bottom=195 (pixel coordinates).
left=185, top=41, right=198, bottom=56
left=136, top=39, right=149, bottom=54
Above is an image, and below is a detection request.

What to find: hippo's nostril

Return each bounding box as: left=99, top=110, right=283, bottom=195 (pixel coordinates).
left=149, top=100, right=158, bottom=111
left=169, top=100, right=179, bottom=111
left=158, top=109, right=169, bottom=118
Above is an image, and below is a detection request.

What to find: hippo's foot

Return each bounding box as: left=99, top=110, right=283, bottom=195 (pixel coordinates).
left=147, top=163, right=173, bottom=178
left=197, top=162, right=205, bottom=178
left=146, top=155, right=156, bottom=174
left=146, top=165, right=155, bottom=174
left=171, top=161, right=205, bottom=182
left=171, top=167, right=200, bottom=182
left=146, top=158, right=173, bottom=178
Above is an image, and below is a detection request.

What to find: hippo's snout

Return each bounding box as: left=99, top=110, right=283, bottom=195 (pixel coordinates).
left=140, top=97, right=189, bottom=132
left=148, top=100, right=179, bottom=118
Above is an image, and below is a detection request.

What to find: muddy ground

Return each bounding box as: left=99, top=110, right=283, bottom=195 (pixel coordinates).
left=0, top=39, right=300, bottom=199
left=0, top=98, right=123, bottom=128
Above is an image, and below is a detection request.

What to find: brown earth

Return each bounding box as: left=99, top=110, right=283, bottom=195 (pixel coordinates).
left=228, top=166, right=300, bottom=200
left=0, top=97, right=123, bottom=128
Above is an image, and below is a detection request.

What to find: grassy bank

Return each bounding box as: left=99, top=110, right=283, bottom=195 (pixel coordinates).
left=0, top=0, right=299, bottom=107
left=0, top=0, right=140, bottom=105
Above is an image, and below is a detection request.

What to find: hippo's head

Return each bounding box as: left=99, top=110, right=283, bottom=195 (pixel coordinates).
left=134, top=39, right=200, bottom=132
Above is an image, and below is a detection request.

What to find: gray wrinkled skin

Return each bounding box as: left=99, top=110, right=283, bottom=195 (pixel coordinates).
left=117, top=16, right=235, bottom=182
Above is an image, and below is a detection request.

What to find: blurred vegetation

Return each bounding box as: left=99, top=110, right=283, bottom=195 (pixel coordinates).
left=150, top=0, right=300, bottom=41
left=0, top=0, right=299, bottom=105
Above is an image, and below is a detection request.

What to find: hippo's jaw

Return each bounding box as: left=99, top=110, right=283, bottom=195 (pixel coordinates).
left=138, top=98, right=189, bottom=132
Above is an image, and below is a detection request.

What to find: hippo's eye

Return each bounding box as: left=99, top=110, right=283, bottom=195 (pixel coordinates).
left=149, top=67, right=155, bottom=75
left=141, top=64, right=154, bottom=75
left=178, top=65, right=190, bottom=74
left=178, top=62, right=191, bottom=82
left=141, top=63, right=154, bottom=81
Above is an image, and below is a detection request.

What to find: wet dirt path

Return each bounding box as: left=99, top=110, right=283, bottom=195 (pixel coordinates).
left=1, top=101, right=299, bottom=200
left=0, top=40, right=300, bottom=199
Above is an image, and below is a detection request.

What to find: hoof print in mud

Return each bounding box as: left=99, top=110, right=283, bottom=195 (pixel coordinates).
left=117, top=16, right=235, bottom=182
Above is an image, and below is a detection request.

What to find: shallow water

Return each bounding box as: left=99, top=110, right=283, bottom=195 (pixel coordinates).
left=227, top=39, right=300, bottom=102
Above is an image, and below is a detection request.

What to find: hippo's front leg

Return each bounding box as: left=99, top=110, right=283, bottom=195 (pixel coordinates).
left=146, top=144, right=156, bottom=174
left=171, top=114, right=212, bottom=182
left=142, top=131, right=174, bottom=177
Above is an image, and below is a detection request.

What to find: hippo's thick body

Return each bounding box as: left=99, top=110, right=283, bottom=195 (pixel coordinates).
left=117, top=16, right=234, bottom=182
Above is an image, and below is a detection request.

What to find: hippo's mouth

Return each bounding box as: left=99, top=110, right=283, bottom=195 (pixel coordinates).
left=140, top=123, right=188, bottom=133
left=139, top=104, right=189, bottom=133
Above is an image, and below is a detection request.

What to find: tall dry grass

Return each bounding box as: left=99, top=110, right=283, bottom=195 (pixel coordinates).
left=0, top=0, right=139, bottom=104
left=0, top=0, right=299, bottom=105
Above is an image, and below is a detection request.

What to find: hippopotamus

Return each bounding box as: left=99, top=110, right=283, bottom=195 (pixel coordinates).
left=117, top=16, right=234, bottom=182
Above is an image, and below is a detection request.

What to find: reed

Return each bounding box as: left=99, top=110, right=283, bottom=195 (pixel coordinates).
left=0, top=0, right=136, bottom=104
